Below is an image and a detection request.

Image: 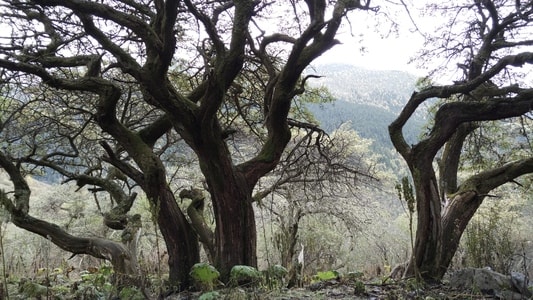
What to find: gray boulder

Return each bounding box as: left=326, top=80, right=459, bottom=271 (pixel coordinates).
left=510, top=271, right=532, bottom=298
left=449, top=268, right=532, bottom=299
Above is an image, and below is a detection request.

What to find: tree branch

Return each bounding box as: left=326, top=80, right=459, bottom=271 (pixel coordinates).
left=460, top=157, right=533, bottom=195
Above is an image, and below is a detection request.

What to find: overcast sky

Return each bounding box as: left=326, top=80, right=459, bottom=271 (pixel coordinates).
left=314, top=1, right=431, bottom=76
left=315, top=32, right=426, bottom=74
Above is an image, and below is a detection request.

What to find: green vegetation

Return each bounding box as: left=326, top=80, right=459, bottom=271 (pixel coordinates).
left=229, top=265, right=262, bottom=287
left=312, top=270, right=339, bottom=283
left=190, top=263, right=220, bottom=291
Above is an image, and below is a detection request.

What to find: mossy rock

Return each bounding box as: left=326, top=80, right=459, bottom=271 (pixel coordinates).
left=229, top=265, right=262, bottom=286
left=311, top=270, right=340, bottom=283
left=198, top=290, right=221, bottom=300
left=265, top=265, right=288, bottom=279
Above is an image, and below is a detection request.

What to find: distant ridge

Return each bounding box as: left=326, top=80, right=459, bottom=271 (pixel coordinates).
left=308, top=63, right=418, bottom=113
left=305, top=64, right=427, bottom=171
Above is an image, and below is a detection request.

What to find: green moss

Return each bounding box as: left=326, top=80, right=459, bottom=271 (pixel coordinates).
left=229, top=265, right=262, bottom=286
left=190, top=263, right=220, bottom=291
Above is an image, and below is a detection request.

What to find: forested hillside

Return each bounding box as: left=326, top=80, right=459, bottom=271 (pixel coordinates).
left=306, top=64, right=426, bottom=171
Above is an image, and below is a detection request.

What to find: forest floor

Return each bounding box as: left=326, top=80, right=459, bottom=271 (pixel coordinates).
left=166, top=279, right=491, bottom=300
left=4, top=270, right=513, bottom=299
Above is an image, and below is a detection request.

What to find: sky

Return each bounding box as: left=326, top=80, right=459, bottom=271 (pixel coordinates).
left=314, top=1, right=430, bottom=76
left=315, top=33, right=426, bottom=75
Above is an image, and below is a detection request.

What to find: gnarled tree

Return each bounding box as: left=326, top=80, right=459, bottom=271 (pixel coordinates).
left=389, top=0, right=533, bottom=281
left=0, top=0, right=375, bottom=287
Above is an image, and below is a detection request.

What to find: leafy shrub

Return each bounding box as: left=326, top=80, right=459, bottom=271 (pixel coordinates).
left=229, top=265, right=262, bottom=287
left=119, top=286, right=145, bottom=300
left=190, top=262, right=220, bottom=291
left=464, top=201, right=519, bottom=273
left=354, top=280, right=366, bottom=294
left=19, top=280, right=48, bottom=298
left=198, top=290, right=221, bottom=300
left=75, top=265, right=115, bottom=298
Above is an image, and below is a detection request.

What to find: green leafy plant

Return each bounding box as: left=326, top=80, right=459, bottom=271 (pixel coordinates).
left=311, top=270, right=339, bottom=283
left=354, top=280, right=366, bottom=294
left=190, top=263, right=220, bottom=291
left=229, top=265, right=262, bottom=287
left=76, top=265, right=115, bottom=298
left=118, top=286, right=145, bottom=300
left=464, top=201, right=517, bottom=273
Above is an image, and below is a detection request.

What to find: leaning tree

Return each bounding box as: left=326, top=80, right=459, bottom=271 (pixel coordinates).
left=389, top=0, right=533, bottom=281
left=0, top=72, right=178, bottom=287
left=0, top=0, right=375, bottom=287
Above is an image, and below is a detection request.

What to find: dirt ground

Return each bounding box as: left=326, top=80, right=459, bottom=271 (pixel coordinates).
left=166, top=279, right=498, bottom=300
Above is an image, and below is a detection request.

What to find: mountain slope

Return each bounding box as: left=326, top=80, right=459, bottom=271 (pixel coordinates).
left=305, top=64, right=427, bottom=170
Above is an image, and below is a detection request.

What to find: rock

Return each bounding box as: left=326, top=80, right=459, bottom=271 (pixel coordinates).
left=510, top=271, right=532, bottom=298
left=495, top=289, right=526, bottom=300
left=450, top=268, right=510, bottom=294
left=449, top=268, right=533, bottom=298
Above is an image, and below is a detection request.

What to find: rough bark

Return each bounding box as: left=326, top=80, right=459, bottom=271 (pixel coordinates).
left=391, top=88, right=533, bottom=281
left=439, top=191, right=481, bottom=279
left=203, top=155, right=257, bottom=280
left=404, top=163, right=443, bottom=281
left=147, top=184, right=199, bottom=289
left=390, top=66, right=533, bottom=282
left=181, top=188, right=216, bottom=264
left=395, top=115, right=533, bottom=282
left=437, top=158, right=533, bottom=278
left=438, top=123, right=478, bottom=201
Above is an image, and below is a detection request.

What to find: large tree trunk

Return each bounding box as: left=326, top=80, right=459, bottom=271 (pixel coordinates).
left=407, top=190, right=482, bottom=280
left=208, top=171, right=257, bottom=281
left=404, top=164, right=444, bottom=281
left=405, top=158, right=533, bottom=281
left=95, top=102, right=201, bottom=289
left=192, top=124, right=258, bottom=281
left=438, top=191, right=482, bottom=278
left=145, top=182, right=200, bottom=289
